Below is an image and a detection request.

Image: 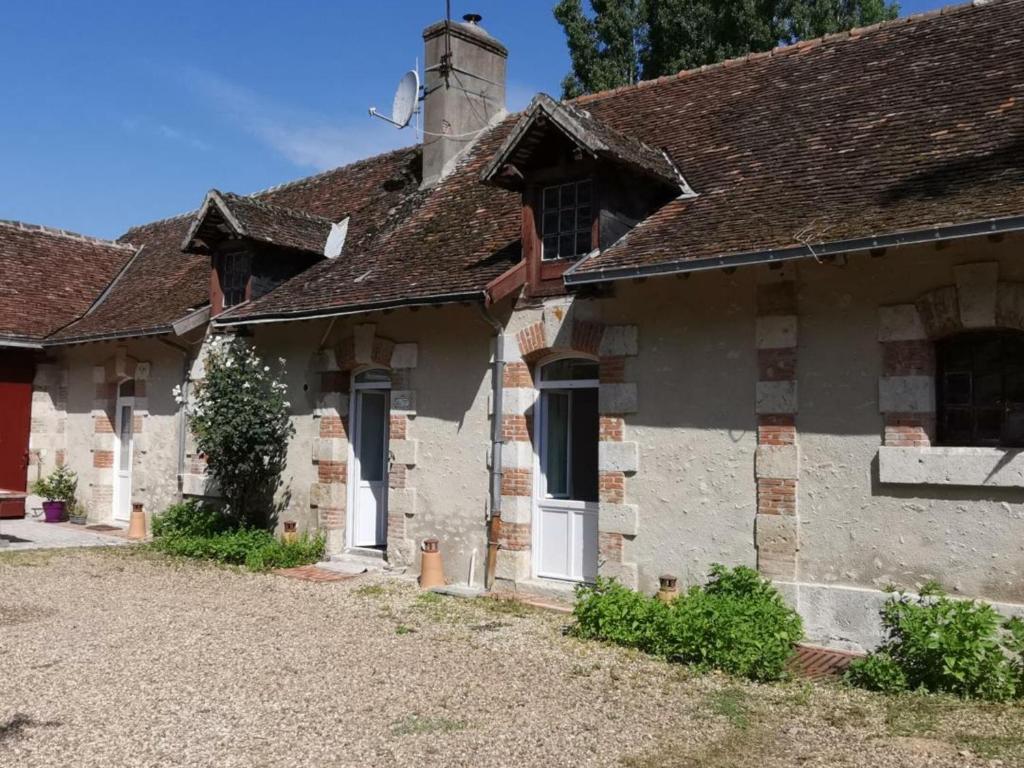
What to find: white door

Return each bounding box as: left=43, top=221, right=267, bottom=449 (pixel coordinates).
left=112, top=384, right=135, bottom=523
left=349, top=371, right=390, bottom=548
left=534, top=359, right=600, bottom=582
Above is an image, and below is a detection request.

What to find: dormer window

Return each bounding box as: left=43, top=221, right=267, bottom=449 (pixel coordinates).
left=216, top=250, right=251, bottom=308
left=542, top=180, right=593, bottom=260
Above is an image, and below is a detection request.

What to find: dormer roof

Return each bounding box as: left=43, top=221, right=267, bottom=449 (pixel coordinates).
left=182, top=190, right=340, bottom=256
left=480, top=93, right=692, bottom=194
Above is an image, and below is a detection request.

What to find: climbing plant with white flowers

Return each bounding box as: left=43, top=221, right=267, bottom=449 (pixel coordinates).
left=175, top=335, right=295, bottom=529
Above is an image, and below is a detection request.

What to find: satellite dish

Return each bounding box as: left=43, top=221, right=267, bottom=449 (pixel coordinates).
left=391, top=70, right=419, bottom=128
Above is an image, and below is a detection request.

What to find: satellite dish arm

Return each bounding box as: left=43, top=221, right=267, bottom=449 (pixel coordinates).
left=368, top=107, right=409, bottom=128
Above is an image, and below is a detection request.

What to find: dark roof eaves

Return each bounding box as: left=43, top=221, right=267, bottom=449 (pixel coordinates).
left=564, top=213, right=1024, bottom=285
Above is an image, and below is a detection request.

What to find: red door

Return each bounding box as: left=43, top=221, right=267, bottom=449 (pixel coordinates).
left=0, top=351, right=34, bottom=518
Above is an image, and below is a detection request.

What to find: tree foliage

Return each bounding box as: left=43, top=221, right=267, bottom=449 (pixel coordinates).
left=179, top=336, right=294, bottom=530
left=554, top=0, right=900, bottom=97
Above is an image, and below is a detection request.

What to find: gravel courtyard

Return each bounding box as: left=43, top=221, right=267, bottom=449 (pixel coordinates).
left=2, top=548, right=1023, bottom=767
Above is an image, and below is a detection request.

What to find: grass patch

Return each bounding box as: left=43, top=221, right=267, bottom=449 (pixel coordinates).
left=883, top=693, right=951, bottom=736
left=354, top=584, right=389, bottom=598
left=390, top=714, right=466, bottom=737
left=956, top=734, right=1024, bottom=760
left=395, top=624, right=416, bottom=636
left=708, top=687, right=752, bottom=731
left=0, top=548, right=67, bottom=567
left=479, top=596, right=533, bottom=618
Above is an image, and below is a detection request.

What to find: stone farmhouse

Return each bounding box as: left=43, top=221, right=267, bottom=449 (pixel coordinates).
left=2, top=0, right=1023, bottom=649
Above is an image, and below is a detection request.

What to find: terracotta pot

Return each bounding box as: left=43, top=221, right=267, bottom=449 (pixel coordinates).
left=282, top=520, right=298, bottom=544
left=656, top=574, right=679, bottom=604
left=127, top=503, right=146, bottom=540
left=419, top=537, right=445, bottom=589
left=42, top=501, right=66, bottom=523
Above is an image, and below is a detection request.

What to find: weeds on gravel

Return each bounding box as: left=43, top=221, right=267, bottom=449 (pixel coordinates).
left=390, top=715, right=466, bottom=737
left=708, top=688, right=751, bottom=730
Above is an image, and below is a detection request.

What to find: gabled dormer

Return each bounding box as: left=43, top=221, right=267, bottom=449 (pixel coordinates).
left=482, top=94, right=693, bottom=297
left=181, top=190, right=349, bottom=316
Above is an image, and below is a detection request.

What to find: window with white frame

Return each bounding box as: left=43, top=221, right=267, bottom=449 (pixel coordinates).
left=538, top=358, right=599, bottom=502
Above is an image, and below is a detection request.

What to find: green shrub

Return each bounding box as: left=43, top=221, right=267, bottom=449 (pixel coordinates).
left=573, top=577, right=669, bottom=651
left=572, top=565, right=803, bottom=682
left=30, top=465, right=78, bottom=503
left=243, top=533, right=327, bottom=571
left=846, top=582, right=1022, bottom=700
left=845, top=652, right=907, bottom=694
left=151, top=499, right=231, bottom=539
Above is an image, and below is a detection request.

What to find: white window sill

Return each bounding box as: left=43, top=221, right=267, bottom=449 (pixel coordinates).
left=878, top=446, right=1024, bottom=488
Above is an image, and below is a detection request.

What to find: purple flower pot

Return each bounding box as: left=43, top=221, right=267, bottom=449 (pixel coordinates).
left=42, top=501, right=66, bottom=523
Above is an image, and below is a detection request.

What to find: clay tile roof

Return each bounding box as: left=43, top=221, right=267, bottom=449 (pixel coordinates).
left=481, top=93, right=689, bottom=191
left=182, top=190, right=337, bottom=256
left=217, top=122, right=522, bottom=323
left=52, top=146, right=426, bottom=341
left=0, top=220, right=135, bottom=342
left=566, top=0, right=1024, bottom=281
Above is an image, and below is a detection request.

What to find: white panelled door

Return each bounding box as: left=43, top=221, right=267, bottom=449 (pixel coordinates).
left=112, top=380, right=135, bottom=523
left=349, top=370, right=391, bottom=548
left=534, top=358, right=600, bottom=583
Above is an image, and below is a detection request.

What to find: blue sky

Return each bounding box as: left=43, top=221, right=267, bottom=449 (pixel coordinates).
left=1, top=0, right=945, bottom=239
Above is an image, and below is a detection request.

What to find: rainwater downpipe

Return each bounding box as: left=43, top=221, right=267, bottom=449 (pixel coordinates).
left=477, top=303, right=505, bottom=590
left=157, top=336, right=195, bottom=498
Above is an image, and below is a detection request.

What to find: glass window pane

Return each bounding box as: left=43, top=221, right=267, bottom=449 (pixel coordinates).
left=119, top=406, right=132, bottom=471
left=977, top=408, right=1003, bottom=443
left=543, top=210, right=558, bottom=235
left=560, top=183, right=575, bottom=208
left=541, top=359, right=599, bottom=382
left=974, top=373, right=1002, bottom=406
left=576, top=205, right=591, bottom=231
left=544, top=392, right=569, bottom=497
left=542, top=235, right=559, bottom=260
left=944, top=408, right=972, bottom=445
left=575, top=232, right=591, bottom=256
left=559, top=208, right=575, bottom=234
left=543, top=187, right=558, bottom=210
left=944, top=372, right=971, bottom=406
left=355, top=369, right=391, bottom=384
left=358, top=392, right=387, bottom=482
left=559, top=234, right=575, bottom=258
left=569, top=388, right=598, bottom=502
left=576, top=180, right=591, bottom=205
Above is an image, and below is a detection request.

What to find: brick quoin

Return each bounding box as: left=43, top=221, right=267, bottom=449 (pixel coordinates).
left=503, top=361, right=533, bottom=388
left=501, top=468, right=532, bottom=497
left=599, top=357, right=625, bottom=384
left=517, top=322, right=546, bottom=359
left=882, top=340, right=936, bottom=377
left=499, top=521, right=531, bottom=551
left=94, top=383, right=117, bottom=400
left=758, top=414, right=796, bottom=446
left=318, top=460, right=347, bottom=484
left=757, top=478, right=796, bottom=515
left=599, top=471, right=625, bottom=503
left=134, top=381, right=146, bottom=398
left=599, top=415, right=624, bottom=442
left=884, top=413, right=935, bottom=447
left=599, top=531, right=624, bottom=562
left=756, top=282, right=797, bottom=315
left=132, top=415, right=144, bottom=433
left=94, top=413, right=114, bottom=434
left=319, top=415, right=347, bottom=439
left=572, top=320, right=605, bottom=356
left=321, top=371, right=349, bottom=394
left=93, top=450, right=114, bottom=469
left=389, top=464, right=407, bottom=489
left=319, top=506, right=344, bottom=529
left=389, top=414, right=408, bottom=440
left=502, top=415, right=530, bottom=442
left=758, top=348, right=797, bottom=381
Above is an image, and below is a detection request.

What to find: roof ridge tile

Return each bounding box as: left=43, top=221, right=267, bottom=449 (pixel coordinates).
left=0, top=219, right=136, bottom=250
left=573, top=0, right=989, bottom=106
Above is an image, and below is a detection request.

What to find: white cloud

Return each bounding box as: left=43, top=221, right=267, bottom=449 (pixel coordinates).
left=121, top=116, right=211, bottom=152
left=180, top=68, right=411, bottom=171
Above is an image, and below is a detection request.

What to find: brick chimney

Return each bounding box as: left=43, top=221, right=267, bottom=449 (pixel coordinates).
left=421, top=14, right=507, bottom=188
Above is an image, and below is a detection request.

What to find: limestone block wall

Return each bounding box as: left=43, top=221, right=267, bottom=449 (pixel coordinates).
left=25, top=360, right=68, bottom=514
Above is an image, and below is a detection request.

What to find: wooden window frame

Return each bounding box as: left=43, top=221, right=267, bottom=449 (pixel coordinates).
left=210, top=248, right=252, bottom=316
left=937, top=330, right=1024, bottom=448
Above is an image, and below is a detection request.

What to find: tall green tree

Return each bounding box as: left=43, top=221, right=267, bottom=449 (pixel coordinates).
left=554, top=0, right=899, bottom=98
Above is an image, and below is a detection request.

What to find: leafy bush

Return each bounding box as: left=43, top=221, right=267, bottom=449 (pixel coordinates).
left=151, top=499, right=324, bottom=572
left=572, top=565, right=803, bottom=682
left=31, top=465, right=78, bottom=503
left=151, top=499, right=231, bottom=539
left=846, top=582, right=1024, bottom=700
left=177, top=336, right=294, bottom=529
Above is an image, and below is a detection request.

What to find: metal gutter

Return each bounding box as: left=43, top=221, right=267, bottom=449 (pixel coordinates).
left=44, top=325, right=174, bottom=347
left=0, top=336, right=44, bottom=350
left=563, top=215, right=1024, bottom=285
left=475, top=304, right=506, bottom=591
left=212, top=290, right=487, bottom=327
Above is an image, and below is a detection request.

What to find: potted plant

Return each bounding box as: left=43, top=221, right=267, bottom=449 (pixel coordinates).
left=31, top=466, right=78, bottom=524
left=67, top=500, right=88, bottom=526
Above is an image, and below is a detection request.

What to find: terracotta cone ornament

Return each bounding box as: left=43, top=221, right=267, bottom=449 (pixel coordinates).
left=282, top=520, right=298, bottom=544
left=419, top=537, right=445, bottom=589
left=128, top=502, right=147, bottom=541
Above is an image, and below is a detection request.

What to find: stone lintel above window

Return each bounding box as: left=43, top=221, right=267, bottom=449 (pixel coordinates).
left=878, top=445, right=1024, bottom=488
